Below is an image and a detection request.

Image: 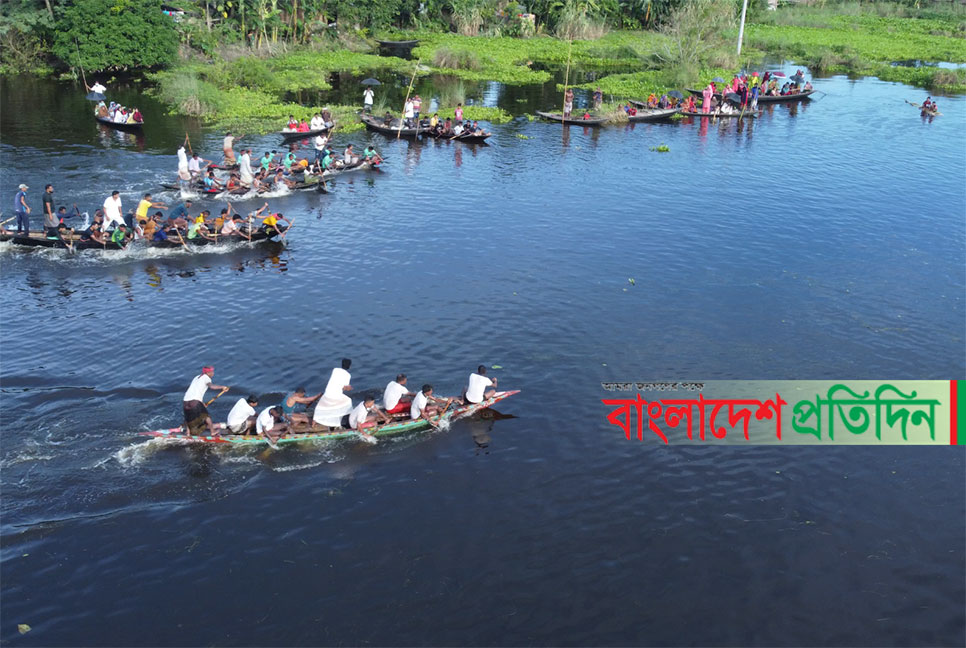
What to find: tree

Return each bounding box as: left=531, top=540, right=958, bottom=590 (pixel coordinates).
left=52, top=0, right=178, bottom=71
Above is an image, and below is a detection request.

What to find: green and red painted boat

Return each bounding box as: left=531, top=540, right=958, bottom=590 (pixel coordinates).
left=141, top=390, right=520, bottom=445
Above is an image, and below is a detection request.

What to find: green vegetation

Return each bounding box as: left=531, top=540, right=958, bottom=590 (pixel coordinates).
left=649, top=144, right=669, bottom=152
left=745, top=2, right=966, bottom=92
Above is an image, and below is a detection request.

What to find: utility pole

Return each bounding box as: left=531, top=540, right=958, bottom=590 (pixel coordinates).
left=737, top=0, right=749, bottom=56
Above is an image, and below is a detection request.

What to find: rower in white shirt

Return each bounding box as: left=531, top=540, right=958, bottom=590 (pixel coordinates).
left=256, top=406, right=287, bottom=442
left=239, top=149, right=254, bottom=187
left=102, top=191, right=124, bottom=230
left=312, top=358, right=354, bottom=428
left=182, top=365, right=229, bottom=436
left=383, top=373, right=415, bottom=415
left=411, top=384, right=454, bottom=422
left=463, top=365, right=497, bottom=405
left=226, top=394, right=259, bottom=435
left=348, top=396, right=390, bottom=432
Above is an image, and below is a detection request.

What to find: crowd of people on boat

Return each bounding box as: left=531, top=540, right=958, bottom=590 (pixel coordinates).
left=180, top=361, right=503, bottom=443
left=283, top=109, right=334, bottom=133
left=94, top=101, right=143, bottom=125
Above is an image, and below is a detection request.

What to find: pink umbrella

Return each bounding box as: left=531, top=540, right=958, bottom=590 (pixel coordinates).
left=769, top=71, right=786, bottom=77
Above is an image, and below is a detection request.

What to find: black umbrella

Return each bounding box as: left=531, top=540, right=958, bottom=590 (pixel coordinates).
left=711, top=76, right=725, bottom=83
left=361, top=78, right=382, bottom=86
left=86, top=91, right=106, bottom=101
left=725, top=92, right=742, bottom=104
left=667, top=90, right=684, bottom=99
left=790, top=74, right=805, bottom=84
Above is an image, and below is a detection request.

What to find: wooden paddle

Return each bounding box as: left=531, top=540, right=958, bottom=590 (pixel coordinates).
left=279, top=215, right=295, bottom=240
left=429, top=399, right=453, bottom=429
left=0, top=216, right=17, bottom=228
left=206, top=386, right=229, bottom=406
left=175, top=227, right=193, bottom=253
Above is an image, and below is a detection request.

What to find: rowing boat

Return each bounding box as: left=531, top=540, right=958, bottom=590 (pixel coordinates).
left=0, top=226, right=288, bottom=250
left=95, top=115, right=144, bottom=131
left=535, top=111, right=607, bottom=126
left=141, top=390, right=520, bottom=445
left=678, top=110, right=759, bottom=119
left=424, top=130, right=492, bottom=144
left=686, top=88, right=815, bottom=103
left=377, top=39, right=419, bottom=47
left=627, top=107, right=680, bottom=122
left=279, top=127, right=329, bottom=141
left=360, top=112, right=425, bottom=137
left=322, top=159, right=380, bottom=178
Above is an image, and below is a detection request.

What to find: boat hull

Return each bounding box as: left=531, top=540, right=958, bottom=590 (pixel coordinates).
left=141, top=390, right=520, bottom=445
left=535, top=111, right=607, bottom=126
left=95, top=115, right=143, bottom=131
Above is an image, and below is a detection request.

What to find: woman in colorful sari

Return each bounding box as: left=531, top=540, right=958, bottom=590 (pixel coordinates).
left=702, top=84, right=713, bottom=114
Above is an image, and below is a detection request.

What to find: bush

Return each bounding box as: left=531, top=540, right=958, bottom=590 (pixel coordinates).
left=433, top=46, right=482, bottom=69
left=52, top=0, right=177, bottom=71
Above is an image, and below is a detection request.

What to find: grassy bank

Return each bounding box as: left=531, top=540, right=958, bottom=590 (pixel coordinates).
left=745, top=5, right=966, bottom=93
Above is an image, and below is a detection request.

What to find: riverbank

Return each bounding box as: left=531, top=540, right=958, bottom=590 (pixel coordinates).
left=138, top=3, right=965, bottom=132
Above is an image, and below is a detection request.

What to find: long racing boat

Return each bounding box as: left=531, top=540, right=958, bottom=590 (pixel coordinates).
left=141, top=390, right=520, bottom=445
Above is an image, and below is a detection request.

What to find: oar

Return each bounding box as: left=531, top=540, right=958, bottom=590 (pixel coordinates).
left=206, top=386, right=229, bottom=406
left=0, top=216, right=16, bottom=228
left=185, top=132, right=193, bottom=157
left=429, top=400, right=453, bottom=429
left=175, top=227, right=193, bottom=253
left=278, top=215, right=295, bottom=240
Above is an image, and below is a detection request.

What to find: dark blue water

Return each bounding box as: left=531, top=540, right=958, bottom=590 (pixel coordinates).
left=1, top=68, right=964, bottom=646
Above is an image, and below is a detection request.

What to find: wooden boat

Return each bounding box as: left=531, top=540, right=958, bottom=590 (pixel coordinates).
left=423, top=130, right=492, bottom=144
left=679, top=110, right=759, bottom=119
left=279, top=127, right=329, bottom=141
left=687, top=88, right=815, bottom=103
left=95, top=115, right=143, bottom=131
left=535, top=111, right=607, bottom=126
left=322, top=159, right=380, bottom=178
left=757, top=89, right=816, bottom=103
left=627, top=107, right=680, bottom=122
left=360, top=112, right=425, bottom=137
left=141, top=390, right=520, bottom=446
left=1, top=225, right=287, bottom=251
left=377, top=39, right=419, bottom=47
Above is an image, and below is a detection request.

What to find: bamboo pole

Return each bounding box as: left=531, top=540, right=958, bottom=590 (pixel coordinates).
left=398, top=60, right=420, bottom=140
left=560, top=37, right=573, bottom=123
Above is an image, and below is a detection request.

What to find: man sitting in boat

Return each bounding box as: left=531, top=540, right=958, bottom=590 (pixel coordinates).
left=363, top=146, right=383, bottom=166
left=186, top=215, right=216, bottom=242
left=683, top=95, right=696, bottom=112
left=140, top=212, right=162, bottom=239
left=383, top=374, right=415, bottom=416
left=271, top=168, right=297, bottom=190
left=297, top=118, right=310, bottom=133
left=382, top=111, right=394, bottom=126
left=463, top=365, right=497, bottom=406
left=286, top=115, right=298, bottom=130
left=310, top=113, right=324, bottom=131
left=453, top=121, right=464, bottom=136
left=128, top=108, right=143, bottom=124
left=203, top=170, right=223, bottom=193
left=440, top=118, right=453, bottom=136
left=252, top=203, right=288, bottom=236
left=256, top=406, right=287, bottom=443
left=349, top=396, right=391, bottom=432
left=80, top=220, right=107, bottom=244
left=282, top=387, right=321, bottom=428
left=321, top=108, right=333, bottom=129
left=469, top=121, right=489, bottom=136
left=411, top=384, right=454, bottom=422
left=220, top=213, right=248, bottom=239
left=646, top=93, right=658, bottom=108
left=343, top=143, right=358, bottom=167
left=227, top=395, right=259, bottom=435
left=95, top=101, right=108, bottom=117
left=312, top=359, right=354, bottom=429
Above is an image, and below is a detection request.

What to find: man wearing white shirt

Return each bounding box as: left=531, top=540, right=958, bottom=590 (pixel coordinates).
left=463, top=365, right=497, bottom=405
left=239, top=149, right=254, bottom=186
left=90, top=81, right=107, bottom=94
left=349, top=396, right=390, bottom=431
left=226, top=395, right=259, bottom=435
left=183, top=365, right=229, bottom=436
left=363, top=87, right=374, bottom=112
left=312, top=358, right=354, bottom=428
left=256, top=406, right=287, bottom=442
left=403, top=99, right=415, bottom=127
left=102, top=191, right=124, bottom=230
left=383, top=374, right=414, bottom=415
left=310, top=113, right=324, bottom=131
left=411, top=384, right=454, bottom=422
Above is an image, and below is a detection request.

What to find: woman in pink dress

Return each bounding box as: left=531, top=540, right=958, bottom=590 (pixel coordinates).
left=702, top=84, right=713, bottom=114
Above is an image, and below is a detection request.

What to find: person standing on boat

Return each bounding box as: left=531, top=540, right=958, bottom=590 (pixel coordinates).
left=282, top=387, right=321, bottom=428
left=256, top=406, right=287, bottom=443
left=383, top=374, right=415, bottom=415
left=593, top=86, right=603, bottom=110
left=312, top=359, right=354, bottom=429
left=563, top=89, right=574, bottom=118
left=42, top=184, right=55, bottom=230
left=403, top=98, right=415, bottom=128
left=454, top=103, right=463, bottom=122
left=223, top=132, right=240, bottom=165
left=314, top=134, right=328, bottom=165
left=411, top=384, right=454, bottom=422
left=102, top=191, right=123, bottom=230
left=413, top=94, right=422, bottom=121
left=135, top=193, right=167, bottom=226
left=702, top=83, right=713, bottom=114
left=13, top=183, right=30, bottom=234
left=183, top=366, right=229, bottom=436
left=463, top=365, right=497, bottom=405
left=239, top=149, right=255, bottom=187
left=363, top=87, right=374, bottom=113
left=177, top=141, right=191, bottom=185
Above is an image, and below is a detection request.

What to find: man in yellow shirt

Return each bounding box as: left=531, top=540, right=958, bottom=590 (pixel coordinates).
left=135, top=193, right=167, bottom=225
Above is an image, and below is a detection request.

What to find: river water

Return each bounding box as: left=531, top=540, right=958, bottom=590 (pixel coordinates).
left=0, top=67, right=964, bottom=646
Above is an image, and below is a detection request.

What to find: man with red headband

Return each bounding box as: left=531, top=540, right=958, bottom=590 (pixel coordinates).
left=183, top=365, right=229, bottom=436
